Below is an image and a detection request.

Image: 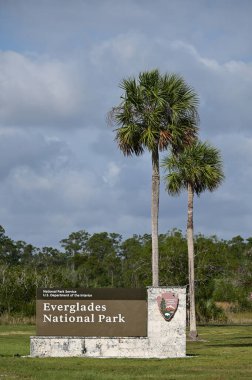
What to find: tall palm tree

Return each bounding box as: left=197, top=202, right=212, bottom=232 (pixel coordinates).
left=162, top=141, right=224, bottom=339
left=109, top=69, right=199, bottom=286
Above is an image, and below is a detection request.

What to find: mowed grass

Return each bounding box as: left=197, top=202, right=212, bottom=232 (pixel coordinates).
left=0, top=325, right=251, bottom=379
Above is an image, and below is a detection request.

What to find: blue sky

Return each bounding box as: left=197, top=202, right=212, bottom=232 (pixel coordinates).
left=0, top=0, right=252, bottom=247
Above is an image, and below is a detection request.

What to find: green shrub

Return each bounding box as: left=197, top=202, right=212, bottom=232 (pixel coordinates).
left=196, top=299, right=227, bottom=323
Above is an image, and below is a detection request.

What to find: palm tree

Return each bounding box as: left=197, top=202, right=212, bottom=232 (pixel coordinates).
left=162, top=141, right=224, bottom=339
left=108, top=69, right=199, bottom=286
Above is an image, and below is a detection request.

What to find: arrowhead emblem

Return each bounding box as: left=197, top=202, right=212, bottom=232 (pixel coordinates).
left=157, top=292, right=179, bottom=321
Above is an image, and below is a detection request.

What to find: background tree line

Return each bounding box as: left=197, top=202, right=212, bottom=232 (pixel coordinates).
left=0, top=225, right=251, bottom=322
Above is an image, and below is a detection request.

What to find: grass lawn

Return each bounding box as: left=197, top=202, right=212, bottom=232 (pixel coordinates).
left=0, top=325, right=251, bottom=379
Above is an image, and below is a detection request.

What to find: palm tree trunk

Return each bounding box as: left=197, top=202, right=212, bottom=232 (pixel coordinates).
left=187, top=183, right=198, bottom=340
left=151, top=148, right=159, bottom=287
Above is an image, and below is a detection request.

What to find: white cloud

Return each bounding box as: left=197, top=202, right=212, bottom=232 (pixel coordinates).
left=0, top=51, right=82, bottom=127
left=171, top=39, right=252, bottom=79
left=12, top=166, right=52, bottom=191
left=102, top=162, right=121, bottom=185
left=0, top=127, right=71, bottom=179
left=89, top=32, right=152, bottom=77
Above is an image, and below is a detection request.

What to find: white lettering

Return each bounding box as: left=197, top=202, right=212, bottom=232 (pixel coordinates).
left=118, top=314, right=125, bottom=323
left=98, top=314, right=106, bottom=322
left=87, top=303, right=94, bottom=312
left=43, top=314, right=51, bottom=322
left=69, top=304, right=76, bottom=313
left=43, top=303, right=50, bottom=311
left=98, top=314, right=125, bottom=323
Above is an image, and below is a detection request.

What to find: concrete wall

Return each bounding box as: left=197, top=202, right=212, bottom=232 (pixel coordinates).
left=30, top=286, right=186, bottom=358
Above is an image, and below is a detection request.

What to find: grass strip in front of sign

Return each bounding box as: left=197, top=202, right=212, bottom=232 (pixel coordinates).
left=0, top=325, right=251, bottom=379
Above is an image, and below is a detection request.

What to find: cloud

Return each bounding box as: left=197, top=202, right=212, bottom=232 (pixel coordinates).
left=90, top=32, right=150, bottom=71
left=166, top=40, right=252, bottom=137
left=1, top=1, right=252, bottom=246
left=0, top=51, right=83, bottom=127
left=102, top=162, right=121, bottom=185
left=0, top=128, right=72, bottom=179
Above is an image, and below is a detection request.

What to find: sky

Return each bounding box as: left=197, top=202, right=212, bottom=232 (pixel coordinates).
left=0, top=0, right=252, bottom=247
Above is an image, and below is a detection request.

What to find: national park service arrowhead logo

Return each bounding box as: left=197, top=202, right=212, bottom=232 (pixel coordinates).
left=157, top=292, right=179, bottom=321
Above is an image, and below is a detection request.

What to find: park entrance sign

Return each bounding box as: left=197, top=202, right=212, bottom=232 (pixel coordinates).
left=31, top=287, right=186, bottom=358
left=36, top=288, right=147, bottom=337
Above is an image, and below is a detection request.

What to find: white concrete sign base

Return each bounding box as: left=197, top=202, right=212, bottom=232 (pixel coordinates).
left=30, top=287, right=186, bottom=358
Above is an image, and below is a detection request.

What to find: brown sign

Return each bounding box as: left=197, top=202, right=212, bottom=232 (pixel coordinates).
left=36, top=288, right=147, bottom=337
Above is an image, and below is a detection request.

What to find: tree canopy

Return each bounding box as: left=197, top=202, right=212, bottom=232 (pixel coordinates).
left=162, top=140, right=225, bottom=196
left=109, top=69, right=199, bottom=286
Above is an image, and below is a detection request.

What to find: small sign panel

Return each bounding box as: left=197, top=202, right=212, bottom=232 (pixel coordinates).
left=36, top=288, right=147, bottom=337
